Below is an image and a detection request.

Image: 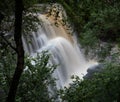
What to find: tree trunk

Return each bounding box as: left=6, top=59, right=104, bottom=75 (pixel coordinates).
left=6, top=0, right=24, bottom=102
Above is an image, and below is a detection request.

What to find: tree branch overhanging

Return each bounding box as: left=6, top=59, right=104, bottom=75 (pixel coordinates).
left=6, top=0, right=24, bottom=101
left=0, top=33, right=17, bottom=52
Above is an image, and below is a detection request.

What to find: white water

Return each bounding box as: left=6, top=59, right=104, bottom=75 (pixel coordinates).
left=22, top=14, right=98, bottom=88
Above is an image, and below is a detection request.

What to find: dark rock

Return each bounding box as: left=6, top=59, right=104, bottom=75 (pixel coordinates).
left=84, top=64, right=104, bottom=79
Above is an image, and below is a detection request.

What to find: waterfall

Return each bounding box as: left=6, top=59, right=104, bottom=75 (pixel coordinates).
left=22, top=14, right=98, bottom=88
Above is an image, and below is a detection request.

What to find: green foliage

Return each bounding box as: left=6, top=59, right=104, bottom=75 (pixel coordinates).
left=16, top=52, right=57, bottom=102
left=0, top=51, right=58, bottom=102
left=0, top=0, right=40, bottom=37
left=81, top=6, right=120, bottom=44
left=60, top=63, right=120, bottom=102
left=0, top=0, right=14, bottom=15
left=0, top=42, right=16, bottom=101
left=1, top=1, right=120, bottom=102
left=22, top=0, right=42, bottom=35
left=58, top=0, right=120, bottom=47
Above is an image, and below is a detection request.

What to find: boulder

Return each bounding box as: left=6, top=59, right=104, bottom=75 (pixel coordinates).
left=84, top=64, right=104, bottom=79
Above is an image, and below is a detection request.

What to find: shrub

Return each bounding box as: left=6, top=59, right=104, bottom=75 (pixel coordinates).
left=60, top=63, right=120, bottom=102
left=16, top=52, right=57, bottom=102
left=0, top=51, right=57, bottom=102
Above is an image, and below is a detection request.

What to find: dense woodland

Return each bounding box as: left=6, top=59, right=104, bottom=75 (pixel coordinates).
left=0, top=0, right=120, bottom=102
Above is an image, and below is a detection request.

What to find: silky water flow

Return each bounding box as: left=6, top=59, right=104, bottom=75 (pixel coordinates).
left=22, top=14, right=98, bottom=89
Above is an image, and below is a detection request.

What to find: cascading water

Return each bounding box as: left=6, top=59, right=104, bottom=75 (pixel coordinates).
left=22, top=14, right=98, bottom=89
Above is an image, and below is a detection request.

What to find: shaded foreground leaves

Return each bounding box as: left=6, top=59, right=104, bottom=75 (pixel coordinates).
left=60, top=63, right=120, bottom=102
